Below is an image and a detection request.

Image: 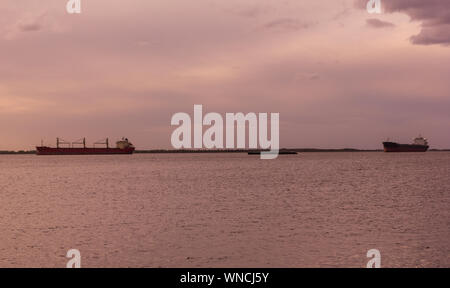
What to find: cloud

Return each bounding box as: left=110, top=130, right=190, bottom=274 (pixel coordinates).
left=366, top=18, right=395, bottom=28
left=3, top=11, right=47, bottom=39
left=263, top=18, right=310, bottom=31
left=17, top=12, right=46, bottom=33
left=355, top=0, right=450, bottom=45
left=410, top=24, right=450, bottom=45
left=18, top=22, right=42, bottom=32
left=233, top=6, right=267, bottom=18
left=302, top=72, right=320, bottom=81
left=309, top=73, right=320, bottom=81
left=332, top=7, right=352, bottom=21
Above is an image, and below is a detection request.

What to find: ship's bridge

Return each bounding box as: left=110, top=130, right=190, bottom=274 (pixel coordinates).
left=116, top=138, right=134, bottom=149
left=413, top=136, right=428, bottom=146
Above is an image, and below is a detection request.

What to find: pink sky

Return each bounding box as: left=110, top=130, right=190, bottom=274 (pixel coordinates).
left=1, top=0, right=449, bottom=150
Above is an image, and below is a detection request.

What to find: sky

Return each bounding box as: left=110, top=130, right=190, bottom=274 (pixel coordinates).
left=0, top=0, right=449, bottom=150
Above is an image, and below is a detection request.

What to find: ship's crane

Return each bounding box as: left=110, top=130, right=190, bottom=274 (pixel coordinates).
left=94, top=138, right=109, bottom=148
left=56, top=138, right=71, bottom=148
left=72, top=138, right=86, bottom=148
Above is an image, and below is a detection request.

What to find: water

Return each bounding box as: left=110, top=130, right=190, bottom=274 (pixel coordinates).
left=0, top=152, right=449, bottom=267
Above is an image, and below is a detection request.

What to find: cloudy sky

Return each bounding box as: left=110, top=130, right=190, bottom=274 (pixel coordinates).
left=1, top=0, right=449, bottom=150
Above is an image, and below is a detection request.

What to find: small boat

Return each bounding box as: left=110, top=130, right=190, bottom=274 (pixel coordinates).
left=248, top=150, right=297, bottom=155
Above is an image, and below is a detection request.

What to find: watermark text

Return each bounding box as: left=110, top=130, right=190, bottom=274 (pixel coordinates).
left=171, top=105, right=279, bottom=159
left=66, top=249, right=81, bottom=268
left=367, top=0, right=381, bottom=14
left=66, top=0, right=81, bottom=14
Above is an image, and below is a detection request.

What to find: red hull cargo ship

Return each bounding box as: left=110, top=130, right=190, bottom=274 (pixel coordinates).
left=383, top=136, right=429, bottom=152
left=36, top=138, right=135, bottom=155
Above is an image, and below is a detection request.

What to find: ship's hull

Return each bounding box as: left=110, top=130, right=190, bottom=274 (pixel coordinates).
left=36, top=147, right=135, bottom=155
left=382, top=142, right=428, bottom=152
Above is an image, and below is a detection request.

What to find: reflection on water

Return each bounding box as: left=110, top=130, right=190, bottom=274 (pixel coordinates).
left=0, top=152, right=449, bottom=267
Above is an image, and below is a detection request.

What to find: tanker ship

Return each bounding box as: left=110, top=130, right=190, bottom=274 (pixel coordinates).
left=36, top=137, right=135, bottom=155
left=382, top=136, right=429, bottom=152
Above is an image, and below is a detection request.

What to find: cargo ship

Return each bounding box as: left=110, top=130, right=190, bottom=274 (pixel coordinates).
left=36, top=137, right=135, bottom=155
left=382, top=136, right=429, bottom=152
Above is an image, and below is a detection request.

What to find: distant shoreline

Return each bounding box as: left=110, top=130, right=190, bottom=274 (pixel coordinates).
left=1, top=148, right=449, bottom=155
left=135, top=148, right=385, bottom=153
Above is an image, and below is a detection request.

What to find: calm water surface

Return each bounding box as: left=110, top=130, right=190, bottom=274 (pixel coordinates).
left=0, top=152, right=449, bottom=267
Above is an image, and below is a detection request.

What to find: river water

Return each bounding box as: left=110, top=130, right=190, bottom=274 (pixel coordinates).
left=0, top=152, right=449, bottom=267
